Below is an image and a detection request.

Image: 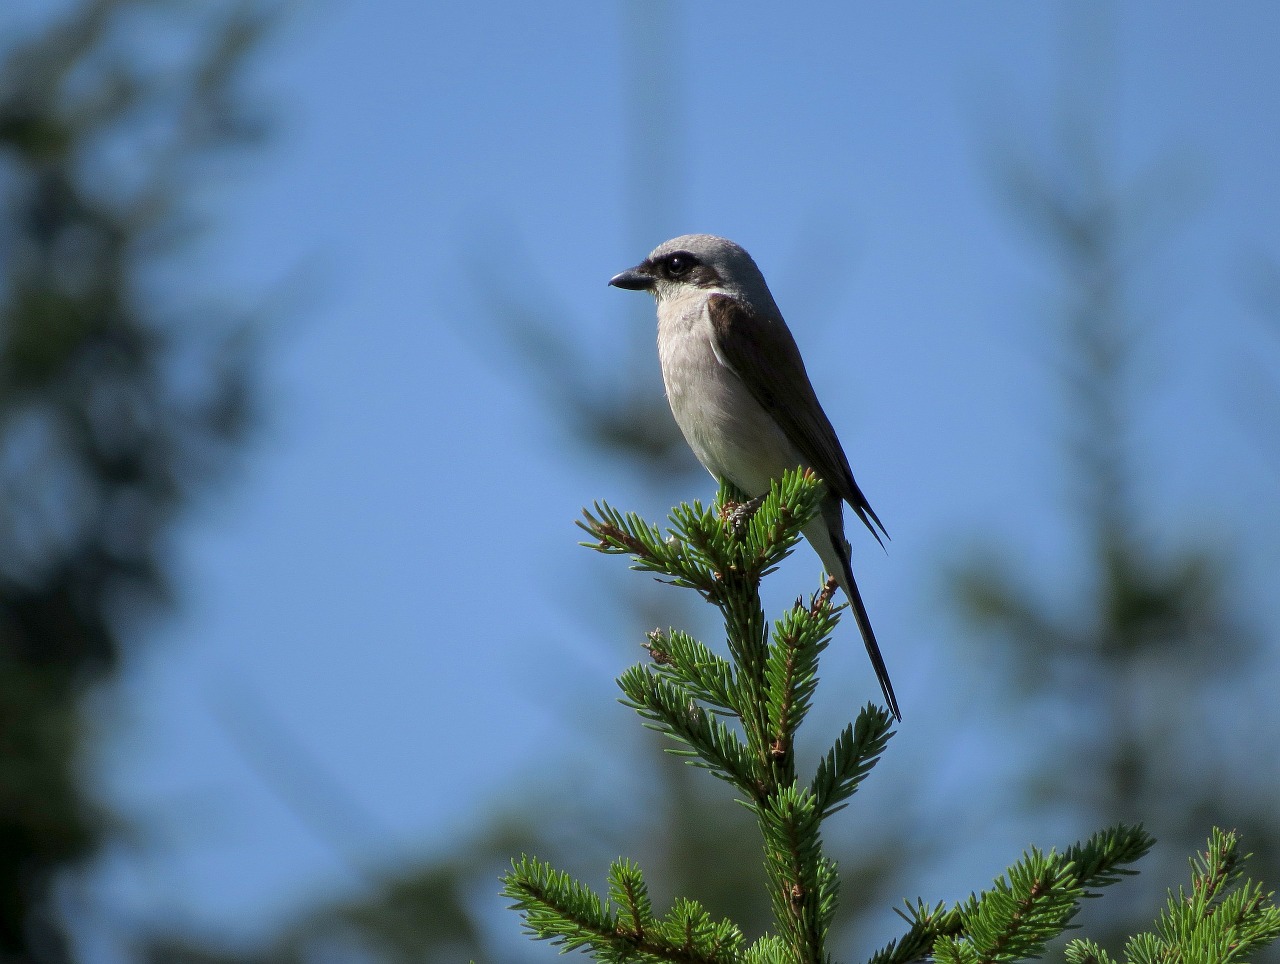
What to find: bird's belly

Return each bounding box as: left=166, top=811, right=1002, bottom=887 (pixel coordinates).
left=661, top=334, right=800, bottom=496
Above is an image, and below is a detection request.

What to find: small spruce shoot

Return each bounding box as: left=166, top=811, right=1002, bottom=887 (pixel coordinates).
left=500, top=469, right=1279, bottom=963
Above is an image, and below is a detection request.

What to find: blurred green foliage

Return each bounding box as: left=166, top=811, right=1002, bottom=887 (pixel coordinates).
left=0, top=1, right=274, bottom=958
left=947, top=33, right=1280, bottom=957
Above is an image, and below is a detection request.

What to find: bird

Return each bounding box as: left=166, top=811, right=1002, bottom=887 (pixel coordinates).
left=609, top=234, right=899, bottom=721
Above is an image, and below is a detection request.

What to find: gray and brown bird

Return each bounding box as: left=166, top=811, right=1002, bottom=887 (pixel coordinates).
left=610, top=234, right=899, bottom=720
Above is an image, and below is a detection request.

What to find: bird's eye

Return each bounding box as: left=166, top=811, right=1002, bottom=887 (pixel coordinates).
left=665, top=253, right=697, bottom=278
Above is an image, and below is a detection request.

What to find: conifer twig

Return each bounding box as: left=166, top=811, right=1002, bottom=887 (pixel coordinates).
left=504, top=471, right=1279, bottom=964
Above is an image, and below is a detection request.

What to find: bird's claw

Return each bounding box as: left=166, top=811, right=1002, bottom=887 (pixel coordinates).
left=721, top=494, right=767, bottom=538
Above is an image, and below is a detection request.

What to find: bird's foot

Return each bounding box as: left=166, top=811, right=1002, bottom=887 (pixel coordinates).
left=721, top=494, right=767, bottom=538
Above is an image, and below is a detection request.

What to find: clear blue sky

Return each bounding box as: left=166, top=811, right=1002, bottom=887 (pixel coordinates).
left=26, top=0, right=1278, bottom=953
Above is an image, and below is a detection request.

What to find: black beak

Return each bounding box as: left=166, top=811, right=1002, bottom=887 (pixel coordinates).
left=608, top=266, right=654, bottom=291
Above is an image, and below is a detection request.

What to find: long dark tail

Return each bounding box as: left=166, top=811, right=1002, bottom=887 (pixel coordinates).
left=827, top=519, right=901, bottom=722
left=840, top=555, right=901, bottom=722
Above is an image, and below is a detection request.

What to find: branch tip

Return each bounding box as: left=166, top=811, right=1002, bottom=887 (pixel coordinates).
left=810, top=577, right=838, bottom=616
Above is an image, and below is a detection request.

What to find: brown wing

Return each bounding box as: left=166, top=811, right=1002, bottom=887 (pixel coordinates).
left=706, top=293, right=887, bottom=542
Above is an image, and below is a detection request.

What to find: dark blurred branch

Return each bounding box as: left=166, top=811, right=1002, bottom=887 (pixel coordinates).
left=1238, top=253, right=1280, bottom=471
left=0, top=2, right=279, bottom=958
left=949, top=7, right=1276, bottom=951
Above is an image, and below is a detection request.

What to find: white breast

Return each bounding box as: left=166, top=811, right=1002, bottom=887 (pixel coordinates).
left=656, top=295, right=801, bottom=496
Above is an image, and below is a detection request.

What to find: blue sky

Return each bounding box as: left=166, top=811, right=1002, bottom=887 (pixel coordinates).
left=26, top=0, right=1279, bottom=954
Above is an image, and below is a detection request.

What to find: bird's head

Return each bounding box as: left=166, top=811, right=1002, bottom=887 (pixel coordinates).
left=609, top=234, right=778, bottom=312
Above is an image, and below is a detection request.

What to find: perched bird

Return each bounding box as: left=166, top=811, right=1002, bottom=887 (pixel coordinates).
left=609, top=234, right=899, bottom=720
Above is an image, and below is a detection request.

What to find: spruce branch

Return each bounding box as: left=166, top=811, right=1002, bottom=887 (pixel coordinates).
left=742, top=934, right=791, bottom=964
left=507, top=472, right=1279, bottom=964
left=502, top=855, right=618, bottom=955
left=756, top=785, right=830, bottom=962
left=1060, top=825, right=1154, bottom=894
left=877, top=825, right=1153, bottom=964
left=578, top=500, right=719, bottom=597
left=810, top=706, right=895, bottom=820
left=656, top=899, right=746, bottom=963
left=527, top=469, right=892, bottom=962
left=870, top=900, right=965, bottom=964
left=610, top=859, right=655, bottom=938
left=1063, top=939, right=1117, bottom=964
left=647, top=629, right=741, bottom=715
left=764, top=589, right=842, bottom=754
left=503, top=855, right=744, bottom=964
left=1061, top=828, right=1280, bottom=964
left=617, top=665, right=758, bottom=791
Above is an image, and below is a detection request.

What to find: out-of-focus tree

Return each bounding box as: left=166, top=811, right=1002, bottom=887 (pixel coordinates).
left=0, top=1, right=275, bottom=959
left=1241, top=254, right=1280, bottom=472
left=948, top=9, right=1279, bottom=955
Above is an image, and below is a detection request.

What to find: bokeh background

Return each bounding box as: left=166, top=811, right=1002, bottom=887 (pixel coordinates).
left=2, top=1, right=1279, bottom=961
